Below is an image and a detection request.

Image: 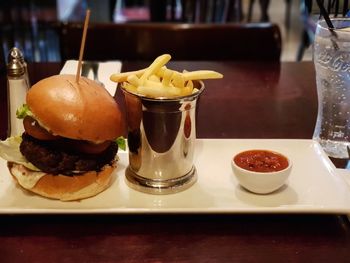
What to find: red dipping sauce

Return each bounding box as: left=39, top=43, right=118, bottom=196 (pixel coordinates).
left=234, top=150, right=289, bottom=173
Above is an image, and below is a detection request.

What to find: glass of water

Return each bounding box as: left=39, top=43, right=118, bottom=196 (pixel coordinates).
left=313, top=18, right=350, bottom=159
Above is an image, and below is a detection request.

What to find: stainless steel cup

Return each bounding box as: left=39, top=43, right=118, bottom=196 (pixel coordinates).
left=122, top=81, right=204, bottom=194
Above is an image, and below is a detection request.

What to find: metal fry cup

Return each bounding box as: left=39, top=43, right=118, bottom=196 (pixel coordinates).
left=122, top=81, right=204, bottom=194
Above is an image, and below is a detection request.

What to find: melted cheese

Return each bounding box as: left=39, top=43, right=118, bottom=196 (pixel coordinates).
left=11, top=164, right=46, bottom=189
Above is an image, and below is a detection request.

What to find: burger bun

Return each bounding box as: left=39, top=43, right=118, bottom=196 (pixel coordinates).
left=8, top=162, right=116, bottom=201
left=26, top=74, right=123, bottom=142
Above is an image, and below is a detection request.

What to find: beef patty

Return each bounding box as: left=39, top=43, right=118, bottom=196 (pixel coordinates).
left=20, top=133, right=118, bottom=175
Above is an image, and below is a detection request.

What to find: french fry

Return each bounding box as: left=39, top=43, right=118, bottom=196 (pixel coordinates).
left=110, top=68, right=146, bottom=82
left=172, top=72, right=185, bottom=89
left=127, top=74, right=140, bottom=87
left=149, top=74, right=160, bottom=82
left=144, top=79, right=165, bottom=88
left=139, top=54, right=171, bottom=85
left=137, top=85, right=175, bottom=98
left=110, top=54, right=223, bottom=98
left=110, top=65, right=167, bottom=83
left=162, top=69, right=174, bottom=87
left=180, top=86, right=193, bottom=96
left=182, top=70, right=223, bottom=81
left=155, top=66, right=167, bottom=78
left=185, top=80, right=193, bottom=89
left=167, top=86, right=181, bottom=96
left=122, top=82, right=138, bottom=93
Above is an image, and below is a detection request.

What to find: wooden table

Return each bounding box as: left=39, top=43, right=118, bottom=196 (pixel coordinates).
left=0, top=61, right=349, bottom=263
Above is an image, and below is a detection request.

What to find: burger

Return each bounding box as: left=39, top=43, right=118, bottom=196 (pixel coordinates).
left=0, top=74, right=123, bottom=201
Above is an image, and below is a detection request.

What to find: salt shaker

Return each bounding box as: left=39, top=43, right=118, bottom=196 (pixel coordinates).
left=7, top=49, right=29, bottom=137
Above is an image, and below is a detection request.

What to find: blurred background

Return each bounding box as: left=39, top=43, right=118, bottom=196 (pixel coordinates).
left=0, top=0, right=348, bottom=64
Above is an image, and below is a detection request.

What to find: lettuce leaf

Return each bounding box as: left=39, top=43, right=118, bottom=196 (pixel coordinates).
left=115, top=136, right=126, bottom=151
left=0, top=136, right=40, bottom=171
left=16, top=104, right=33, bottom=119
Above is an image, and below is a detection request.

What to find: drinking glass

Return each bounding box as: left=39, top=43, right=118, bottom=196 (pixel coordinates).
left=313, top=18, right=350, bottom=158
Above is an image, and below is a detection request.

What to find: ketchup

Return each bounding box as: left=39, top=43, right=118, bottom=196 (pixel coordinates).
left=234, top=150, right=289, bottom=173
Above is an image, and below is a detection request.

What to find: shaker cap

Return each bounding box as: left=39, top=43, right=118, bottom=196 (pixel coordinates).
left=7, top=58, right=24, bottom=77
left=8, top=47, right=25, bottom=64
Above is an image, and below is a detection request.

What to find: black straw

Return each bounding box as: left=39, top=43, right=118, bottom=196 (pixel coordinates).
left=315, top=0, right=339, bottom=50
left=316, top=0, right=335, bottom=29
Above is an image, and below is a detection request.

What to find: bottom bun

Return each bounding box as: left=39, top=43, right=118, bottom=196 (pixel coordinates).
left=8, top=162, right=116, bottom=201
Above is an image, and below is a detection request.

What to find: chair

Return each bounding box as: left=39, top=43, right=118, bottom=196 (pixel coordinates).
left=149, top=0, right=243, bottom=23
left=0, top=1, right=60, bottom=62
left=59, top=22, right=282, bottom=61
left=297, top=0, right=314, bottom=61
left=247, top=0, right=270, bottom=22
left=247, top=0, right=292, bottom=33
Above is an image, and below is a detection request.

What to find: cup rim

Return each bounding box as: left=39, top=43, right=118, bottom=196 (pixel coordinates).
left=317, top=18, right=350, bottom=31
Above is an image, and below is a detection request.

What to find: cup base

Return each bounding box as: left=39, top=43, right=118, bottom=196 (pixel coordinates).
left=314, top=138, right=350, bottom=159
left=125, top=166, right=197, bottom=195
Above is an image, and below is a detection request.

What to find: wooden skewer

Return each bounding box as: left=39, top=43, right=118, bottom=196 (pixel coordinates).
left=76, top=9, right=91, bottom=83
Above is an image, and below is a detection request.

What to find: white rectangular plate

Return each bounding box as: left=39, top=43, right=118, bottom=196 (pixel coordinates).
left=1, top=139, right=350, bottom=214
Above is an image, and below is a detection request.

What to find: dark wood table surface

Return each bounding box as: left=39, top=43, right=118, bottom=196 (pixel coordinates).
left=0, top=61, right=349, bottom=262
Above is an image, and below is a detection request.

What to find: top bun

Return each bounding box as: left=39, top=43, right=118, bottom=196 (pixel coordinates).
left=27, top=74, right=123, bottom=142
